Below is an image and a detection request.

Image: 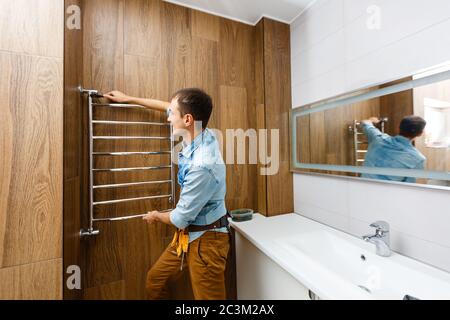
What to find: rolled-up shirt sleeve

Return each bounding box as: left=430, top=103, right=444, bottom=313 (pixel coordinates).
left=170, top=167, right=218, bottom=229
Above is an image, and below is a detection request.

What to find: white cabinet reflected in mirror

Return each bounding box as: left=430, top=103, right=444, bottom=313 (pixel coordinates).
left=291, top=63, right=450, bottom=189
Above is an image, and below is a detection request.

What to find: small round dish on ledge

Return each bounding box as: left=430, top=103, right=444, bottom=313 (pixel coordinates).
left=230, top=209, right=254, bottom=222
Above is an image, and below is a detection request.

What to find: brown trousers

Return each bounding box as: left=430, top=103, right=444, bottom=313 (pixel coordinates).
left=146, top=231, right=230, bottom=300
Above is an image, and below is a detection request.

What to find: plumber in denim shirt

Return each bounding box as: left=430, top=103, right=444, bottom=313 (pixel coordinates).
left=104, top=88, right=230, bottom=300
left=361, top=115, right=427, bottom=183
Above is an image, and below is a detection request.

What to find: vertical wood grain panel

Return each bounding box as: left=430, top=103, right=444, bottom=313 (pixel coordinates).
left=123, top=53, right=166, bottom=195
left=309, top=111, right=327, bottom=163
left=191, top=10, right=220, bottom=42
left=220, top=85, right=252, bottom=211
left=380, top=86, right=414, bottom=136
left=0, top=259, right=62, bottom=300
left=0, top=53, right=63, bottom=267
left=0, top=0, right=64, bottom=58
left=82, top=0, right=125, bottom=291
left=0, top=55, right=12, bottom=269
left=191, top=36, right=219, bottom=127
left=297, top=114, right=311, bottom=164
left=218, top=18, right=257, bottom=212
left=84, top=280, right=125, bottom=300
left=325, top=105, right=352, bottom=166
left=83, top=0, right=124, bottom=92
left=0, top=0, right=64, bottom=300
left=255, top=19, right=267, bottom=215
left=124, top=0, right=161, bottom=58
left=64, top=0, right=85, bottom=300
left=160, top=2, right=191, bottom=98
left=262, top=18, right=293, bottom=216
left=218, top=20, right=254, bottom=88
left=347, top=95, right=381, bottom=168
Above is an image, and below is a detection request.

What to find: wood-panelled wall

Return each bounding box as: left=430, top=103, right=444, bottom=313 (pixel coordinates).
left=256, top=18, right=294, bottom=216
left=380, top=78, right=414, bottom=136
left=62, top=0, right=293, bottom=300
left=64, top=0, right=85, bottom=300
left=77, top=0, right=266, bottom=300
left=0, top=0, right=64, bottom=299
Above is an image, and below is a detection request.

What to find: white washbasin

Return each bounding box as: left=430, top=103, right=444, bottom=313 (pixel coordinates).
left=231, top=213, right=450, bottom=300
left=274, top=230, right=450, bottom=300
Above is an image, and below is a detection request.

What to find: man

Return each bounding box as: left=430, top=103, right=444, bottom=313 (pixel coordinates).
left=361, top=115, right=427, bottom=183
left=104, top=88, right=230, bottom=300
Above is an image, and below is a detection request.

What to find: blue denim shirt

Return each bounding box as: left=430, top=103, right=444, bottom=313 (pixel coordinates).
left=361, top=122, right=426, bottom=183
left=169, top=129, right=228, bottom=243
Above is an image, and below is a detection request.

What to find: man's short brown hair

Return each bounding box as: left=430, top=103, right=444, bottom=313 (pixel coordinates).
left=171, top=88, right=213, bottom=129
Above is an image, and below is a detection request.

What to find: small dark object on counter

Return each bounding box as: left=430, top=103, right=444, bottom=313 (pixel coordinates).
left=230, top=209, right=254, bottom=222
left=403, top=294, right=420, bottom=300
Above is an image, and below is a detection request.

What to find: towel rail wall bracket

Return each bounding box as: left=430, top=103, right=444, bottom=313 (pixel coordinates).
left=78, top=87, right=175, bottom=238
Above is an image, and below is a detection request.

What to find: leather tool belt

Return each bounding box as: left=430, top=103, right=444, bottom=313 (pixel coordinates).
left=186, top=215, right=230, bottom=232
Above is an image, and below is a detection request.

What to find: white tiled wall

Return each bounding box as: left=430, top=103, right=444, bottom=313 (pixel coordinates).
left=291, top=0, right=450, bottom=272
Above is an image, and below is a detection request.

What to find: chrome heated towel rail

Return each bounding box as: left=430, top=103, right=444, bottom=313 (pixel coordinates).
left=348, top=118, right=388, bottom=166
left=79, top=87, right=175, bottom=237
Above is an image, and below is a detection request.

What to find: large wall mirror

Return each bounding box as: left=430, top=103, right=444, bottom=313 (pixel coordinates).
left=291, top=63, right=450, bottom=189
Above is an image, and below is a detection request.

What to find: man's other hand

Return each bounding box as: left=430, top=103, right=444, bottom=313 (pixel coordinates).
left=143, top=211, right=160, bottom=225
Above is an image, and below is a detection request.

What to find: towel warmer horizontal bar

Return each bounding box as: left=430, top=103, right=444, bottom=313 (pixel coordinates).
left=93, top=120, right=170, bottom=126
left=79, top=87, right=176, bottom=237
left=93, top=165, right=171, bottom=172
left=94, top=180, right=172, bottom=189
left=93, top=136, right=171, bottom=140
left=93, top=151, right=171, bottom=156
left=349, top=118, right=389, bottom=166
left=93, top=209, right=173, bottom=222
left=94, top=194, right=172, bottom=206
left=93, top=103, right=148, bottom=109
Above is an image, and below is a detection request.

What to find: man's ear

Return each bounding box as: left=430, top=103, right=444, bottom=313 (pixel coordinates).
left=184, top=114, right=194, bottom=127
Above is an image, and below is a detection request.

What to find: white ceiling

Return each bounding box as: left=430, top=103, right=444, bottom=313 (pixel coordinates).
left=163, top=0, right=316, bottom=25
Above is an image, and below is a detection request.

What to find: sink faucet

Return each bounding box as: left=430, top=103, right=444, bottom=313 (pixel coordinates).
left=362, top=221, right=391, bottom=257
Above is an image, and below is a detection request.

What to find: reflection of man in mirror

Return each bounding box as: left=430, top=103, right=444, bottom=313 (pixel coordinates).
left=361, top=115, right=427, bottom=183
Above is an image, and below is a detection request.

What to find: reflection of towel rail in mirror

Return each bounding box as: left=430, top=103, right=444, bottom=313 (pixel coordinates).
left=350, top=118, right=388, bottom=166
left=79, top=87, right=175, bottom=237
